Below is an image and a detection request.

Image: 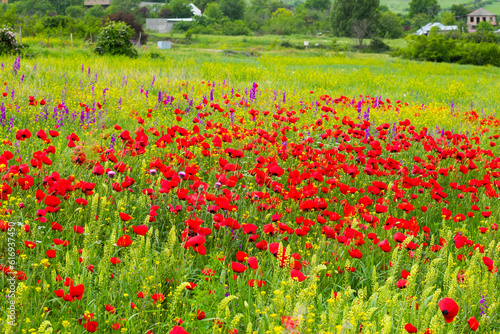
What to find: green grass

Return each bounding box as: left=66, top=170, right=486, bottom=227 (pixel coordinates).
left=484, top=1, right=500, bottom=15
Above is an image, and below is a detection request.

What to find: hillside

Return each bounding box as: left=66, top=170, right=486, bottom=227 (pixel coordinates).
left=285, top=0, right=500, bottom=14
left=381, top=0, right=500, bottom=13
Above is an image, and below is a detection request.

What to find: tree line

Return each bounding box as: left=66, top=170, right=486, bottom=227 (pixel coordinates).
left=0, top=0, right=498, bottom=42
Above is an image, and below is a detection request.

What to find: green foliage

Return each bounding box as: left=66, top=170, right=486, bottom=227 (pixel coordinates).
left=397, top=32, right=500, bottom=66
left=304, top=0, right=332, bottom=11
left=108, top=11, right=148, bottom=44
left=368, top=36, right=390, bottom=52
left=171, top=0, right=192, bottom=18
left=378, top=10, right=404, bottom=39
left=105, top=0, right=140, bottom=14
left=158, top=5, right=173, bottom=18
left=86, top=5, right=106, bottom=18
left=220, top=0, right=246, bottom=20
left=204, top=3, right=224, bottom=20
left=222, top=20, right=252, bottom=36
left=450, top=4, right=469, bottom=17
left=409, top=0, right=440, bottom=18
left=330, top=0, right=380, bottom=37
left=441, top=11, right=457, bottom=25
left=477, top=21, right=495, bottom=32
left=42, top=15, right=70, bottom=29
left=65, top=5, right=84, bottom=19
left=0, top=25, right=22, bottom=55
left=93, top=21, right=137, bottom=58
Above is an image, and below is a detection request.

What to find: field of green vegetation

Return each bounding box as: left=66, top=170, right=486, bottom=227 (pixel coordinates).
left=1, top=40, right=500, bottom=334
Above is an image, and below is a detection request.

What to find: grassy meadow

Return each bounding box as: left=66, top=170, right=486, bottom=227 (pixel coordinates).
left=0, top=38, right=499, bottom=334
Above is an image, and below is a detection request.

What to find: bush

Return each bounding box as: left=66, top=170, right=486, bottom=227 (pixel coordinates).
left=222, top=20, right=251, bottom=36
left=107, top=12, right=148, bottom=45
left=368, top=37, right=390, bottom=53
left=93, top=21, right=138, bottom=58
left=0, top=25, right=22, bottom=55
left=396, top=33, right=500, bottom=67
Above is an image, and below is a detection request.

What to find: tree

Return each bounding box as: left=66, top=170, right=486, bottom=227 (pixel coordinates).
left=351, top=18, right=372, bottom=46
left=204, top=3, right=224, bottom=20
left=450, top=4, right=469, bottom=17
left=105, top=0, right=141, bottom=14
left=409, top=0, right=439, bottom=18
left=477, top=21, right=494, bottom=32
left=330, top=0, right=379, bottom=37
left=158, top=6, right=173, bottom=18
left=378, top=11, right=403, bottom=39
left=220, top=0, right=246, bottom=20
left=108, top=11, right=148, bottom=44
left=171, top=0, right=192, bottom=18
left=93, top=21, right=137, bottom=58
left=66, top=5, right=85, bottom=19
left=87, top=5, right=105, bottom=18
left=304, top=0, right=331, bottom=11
left=441, top=12, right=456, bottom=26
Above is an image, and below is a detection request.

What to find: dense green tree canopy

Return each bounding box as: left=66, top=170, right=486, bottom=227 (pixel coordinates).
left=409, top=0, right=439, bottom=18
left=220, top=0, right=246, bottom=20
left=330, top=0, right=379, bottom=37
left=170, top=0, right=192, bottom=18
left=304, top=0, right=331, bottom=11
left=378, top=11, right=403, bottom=39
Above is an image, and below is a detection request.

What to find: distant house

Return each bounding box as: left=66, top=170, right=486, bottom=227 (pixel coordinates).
left=1, top=0, right=8, bottom=3
left=415, top=23, right=458, bottom=36
left=467, top=8, right=497, bottom=31
left=146, top=3, right=202, bottom=33
left=146, top=18, right=194, bottom=33
left=84, top=0, right=111, bottom=8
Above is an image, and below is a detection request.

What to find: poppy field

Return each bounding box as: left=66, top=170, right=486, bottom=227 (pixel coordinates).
left=0, top=52, right=500, bottom=334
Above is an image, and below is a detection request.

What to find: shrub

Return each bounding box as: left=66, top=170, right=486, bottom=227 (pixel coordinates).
left=93, top=21, right=137, bottom=58
left=0, top=25, right=22, bottom=55
left=107, top=12, right=148, bottom=45
left=222, top=20, right=251, bottom=36
left=368, top=37, right=390, bottom=53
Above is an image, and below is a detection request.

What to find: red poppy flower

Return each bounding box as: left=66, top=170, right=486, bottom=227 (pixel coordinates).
left=119, top=213, right=133, bottom=221
left=73, top=225, right=84, bottom=234
left=348, top=248, right=363, bottom=259
left=117, top=235, right=133, bottom=247
left=236, top=251, right=249, bottom=262
left=169, top=326, right=189, bottom=334
left=438, top=298, right=459, bottom=323
left=133, top=225, right=149, bottom=236
left=83, top=321, right=99, bottom=333
left=24, top=240, right=36, bottom=249
left=46, top=249, right=56, bottom=258
left=105, top=304, right=116, bottom=313
left=231, top=262, right=247, bottom=273
left=290, top=270, right=307, bottom=282
left=196, top=309, right=206, bottom=320
left=110, top=257, right=121, bottom=265
left=76, top=198, right=88, bottom=206
left=151, top=293, right=165, bottom=303
left=44, top=195, right=61, bottom=208
left=247, top=257, right=259, bottom=270
left=396, top=279, right=407, bottom=289
left=69, top=283, right=85, bottom=300
left=378, top=239, right=391, bottom=252
left=404, top=323, right=417, bottom=333
left=468, top=317, right=479, bottom=331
